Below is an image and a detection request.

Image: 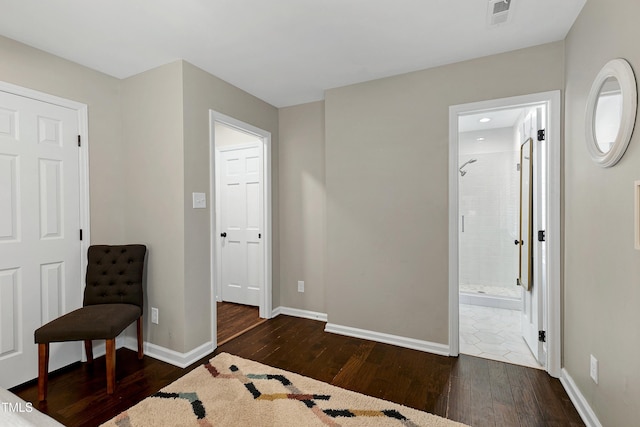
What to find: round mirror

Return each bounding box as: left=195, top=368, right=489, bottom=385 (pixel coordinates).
left=585, top=59, right=637, bottom=167
left=594, top=77, right=622, bottom=154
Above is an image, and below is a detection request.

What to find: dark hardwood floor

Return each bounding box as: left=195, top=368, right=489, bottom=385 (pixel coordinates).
left=11, top=315, right=585, bottom=427
left=216, top=301, right=264, bottom=345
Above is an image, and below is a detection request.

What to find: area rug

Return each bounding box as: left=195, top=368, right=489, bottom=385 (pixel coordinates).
left=101, top=352, right=467, bottom=427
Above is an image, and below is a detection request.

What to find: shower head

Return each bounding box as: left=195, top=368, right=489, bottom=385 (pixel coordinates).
left=459, top=158, right=477, bottom=176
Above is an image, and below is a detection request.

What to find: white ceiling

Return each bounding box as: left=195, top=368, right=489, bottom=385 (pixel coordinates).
left=459, top=108, right=525, bottom=133
left=0, top=0, right=586, bottom=107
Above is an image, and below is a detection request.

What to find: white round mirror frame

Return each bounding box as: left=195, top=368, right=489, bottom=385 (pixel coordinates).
left=585, top=58, right=637, bottom=168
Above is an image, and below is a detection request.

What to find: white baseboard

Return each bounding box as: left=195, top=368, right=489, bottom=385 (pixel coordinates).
left=87, top=336, right=127, bottom=361
left=459, top=293, right=521, bottom=310
left=90, top=335, right=213, bottom=369
left=324, top=323, right=450, bottom=356
left=122, top=337, right=214, bottom=368
left=560, top=368, right=603, bottom=427
left=272, top=306, right=328, bottom=322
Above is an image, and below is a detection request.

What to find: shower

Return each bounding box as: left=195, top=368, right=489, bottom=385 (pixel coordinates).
left=459, top=158, right=477, bottom=176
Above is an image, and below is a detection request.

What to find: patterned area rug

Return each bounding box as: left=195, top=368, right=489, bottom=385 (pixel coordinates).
left=102, top=352, right=467, bottom=427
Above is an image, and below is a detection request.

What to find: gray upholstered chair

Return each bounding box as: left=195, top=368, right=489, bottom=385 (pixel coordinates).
left=34, top=244, right=147, bottom=401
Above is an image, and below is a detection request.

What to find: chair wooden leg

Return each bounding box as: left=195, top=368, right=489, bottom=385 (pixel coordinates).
left=136, top=317, right=144, bottom=360
left=105, top=339, right=115, bottom=395
left=38, top=343, right=49, bottom=402
left=84, top=340, right=93, bottom=363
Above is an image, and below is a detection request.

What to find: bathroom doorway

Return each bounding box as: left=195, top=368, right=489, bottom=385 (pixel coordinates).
left=448, top=91, right=561, bottom=376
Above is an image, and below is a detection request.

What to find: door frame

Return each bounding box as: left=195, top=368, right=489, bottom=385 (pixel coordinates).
left=209, top=111, right=272, bottom=346
left=448, top=91, right=561, bottom=377
left=0, top=81, right=90, bottom=371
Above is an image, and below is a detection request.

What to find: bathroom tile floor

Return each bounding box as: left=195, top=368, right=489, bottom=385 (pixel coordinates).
left=459, top=303, right=542, bottom=369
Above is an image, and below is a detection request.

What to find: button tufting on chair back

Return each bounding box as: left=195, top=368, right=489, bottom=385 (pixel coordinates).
left=83, top=244, right=146, bottom=310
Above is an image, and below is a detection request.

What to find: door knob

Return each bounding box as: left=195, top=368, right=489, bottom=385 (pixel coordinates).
left=514, top=239, right=522, bottom=246
left=221, top=232, right=227, bottom=238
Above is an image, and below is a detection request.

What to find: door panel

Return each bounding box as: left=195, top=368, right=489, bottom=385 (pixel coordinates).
left=519, top=107, right=545, bottom=365
left=219, top=144, right=263, bottom=307
left=0, top=154, right=18, bottom=241
left=0, top=90, right=82, bottom=388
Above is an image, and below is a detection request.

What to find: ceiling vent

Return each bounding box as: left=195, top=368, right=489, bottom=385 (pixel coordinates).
left=487, top=0, right=513, bottom=26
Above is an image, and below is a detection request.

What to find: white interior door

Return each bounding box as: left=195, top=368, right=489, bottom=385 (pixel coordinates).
left=0, top=90, right=83, bottom=388
left=520, top=107, right=545, bottom=365
left=218, top=143, right=263, bottom=307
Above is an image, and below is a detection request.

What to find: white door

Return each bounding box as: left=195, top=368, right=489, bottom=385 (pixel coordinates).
left=519, top=106, right=546, bottom=365
left=0, top=90, right=83, bottom=388
left=218, top=143, right=263, bottom=306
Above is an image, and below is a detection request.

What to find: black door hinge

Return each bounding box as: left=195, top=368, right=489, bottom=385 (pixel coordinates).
left=537, top=129, right=546, bottom=141
left=538, top=330, right=546, bottom=343
left=80, top=229, right=83, bottom=241
left=78, top=135, right=81, bottom=147
left=538, top=230, right=546, bottom=242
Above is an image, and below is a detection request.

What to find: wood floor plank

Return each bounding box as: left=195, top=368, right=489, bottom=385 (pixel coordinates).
left=216, top=301, right=262, bottom=344
left=448, top=376, right=473, bottom=425
left=10, top=315, right=586, bottom=427
left=527, top=366, right=571, bottom=423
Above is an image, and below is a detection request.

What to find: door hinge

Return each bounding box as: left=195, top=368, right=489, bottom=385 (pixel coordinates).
left=538, top=330, right=546, bottom=343
left=80, top=229, right=83, bottom=241
left=78, top=135, right=81, bottom=147
left=537, top=129, right=546, bottom=141
left=538, top=230, right=546, bottom=242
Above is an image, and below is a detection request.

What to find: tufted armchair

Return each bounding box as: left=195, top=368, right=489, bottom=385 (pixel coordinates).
left=34, top=245, right=147, bottom=401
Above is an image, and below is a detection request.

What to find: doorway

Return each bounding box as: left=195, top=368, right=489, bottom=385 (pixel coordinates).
left=209, top=111, right=272, bottom=347
left=448, top=91, right=561, bottom=377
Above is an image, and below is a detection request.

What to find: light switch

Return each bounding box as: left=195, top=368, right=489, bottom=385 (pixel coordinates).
left=192, top=192, right=206, bottom=209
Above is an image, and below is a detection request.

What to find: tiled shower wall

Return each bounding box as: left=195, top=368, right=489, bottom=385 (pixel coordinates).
left=459, top=128, right=519, bottom=293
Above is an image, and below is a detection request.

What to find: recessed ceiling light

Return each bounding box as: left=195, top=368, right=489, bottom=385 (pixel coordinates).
left=479, top=117, right=491, bottom=123
left=476, top=137, right=485, bottom=141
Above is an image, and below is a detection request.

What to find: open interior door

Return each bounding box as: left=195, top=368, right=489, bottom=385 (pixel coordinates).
left=518, top=107, right=546, bottom=366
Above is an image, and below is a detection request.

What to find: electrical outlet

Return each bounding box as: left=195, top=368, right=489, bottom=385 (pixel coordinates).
left=297, top=280, right=304, bottom=293
left=590, top=354, right=598, bottom=384
left=151, top=307, right=159, bottom=325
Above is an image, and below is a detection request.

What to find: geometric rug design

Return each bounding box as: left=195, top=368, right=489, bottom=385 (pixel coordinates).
left=101, top=353, right=468, bottom=427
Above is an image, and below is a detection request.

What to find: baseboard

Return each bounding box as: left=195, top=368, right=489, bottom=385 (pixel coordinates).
left=122, top=337, right=214, bottom=369
left=272, top=306, right=328, bottom=322
left=560, top=368, right=603, bottom=427
left=459, top=293, right=521, bottom=310
left=324, top=323, right=450, bottom=356
left=88, top=336, right=127, bottom=361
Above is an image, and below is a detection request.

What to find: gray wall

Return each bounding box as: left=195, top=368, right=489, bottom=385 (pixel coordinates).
left=564, top=0, right=640, bottom=424
left=214, top=122, right=262, bottom=148
left=324, top=42, right=564, bottom=343
left=0, top=36, right=125, bottom=244
left=121, top=61, right=187, bottom=351
left=278, top=101, right=326, bottom=313
left=122, top=60, right=280, bottom=353
left=182, top=61, right=279, bottom=350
